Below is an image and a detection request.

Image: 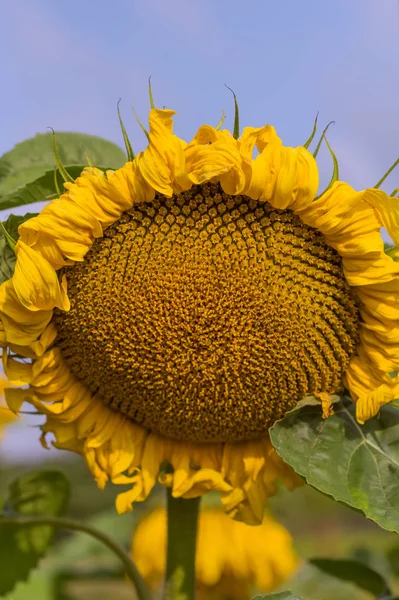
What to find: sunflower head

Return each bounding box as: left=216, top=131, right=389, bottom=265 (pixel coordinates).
left=132, top=506, right=298, bottom=599
left=1, top=104, right=399, bottom=523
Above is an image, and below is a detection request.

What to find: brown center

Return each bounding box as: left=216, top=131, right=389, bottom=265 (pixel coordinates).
left=53, top=183, right=360, bottom=443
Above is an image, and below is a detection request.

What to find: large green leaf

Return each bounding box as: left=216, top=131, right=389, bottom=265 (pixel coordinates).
left=0, top=470, right=70, bottom=595
left=0, top=212, right=38, bottom=285
left=0, top=131, right=127, bottom=198
left=0, top=164, right=110, bottom=210
left=309, top=559, right=392, bottom=598
left=270, top=398, right=399, bottom=533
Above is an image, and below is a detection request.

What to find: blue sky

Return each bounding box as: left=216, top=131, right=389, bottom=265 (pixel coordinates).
left=1, top=0, right=399, bottom=192
left=1, top=0, right=399, bottom=460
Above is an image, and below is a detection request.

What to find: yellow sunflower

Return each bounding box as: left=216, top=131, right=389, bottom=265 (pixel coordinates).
left=132, top=506, right=298, bottom=599
left=1, top=107, right=399, bottom=524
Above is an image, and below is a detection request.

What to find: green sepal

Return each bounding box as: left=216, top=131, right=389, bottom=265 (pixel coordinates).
left=84, top=152, right=93, bottom=167
left=225, top=85, right=240, bottom=139
left=133, top=107, right=150, bottom=142
left=53, top=168, right=61, bottom=196
left=314, top=134, right=339, bottom=199
left=148, top=76, right=155, bottom=109
left=117, top=99, right=135, bottom=162
left=215, top=110, right=226, bottom=131
left=374, top=156, right=399, bottom=190
left=0, top=221, right=17, bottom=251
left=303, top=112, right=319, bottom=149
left=49, top=129, right=74, bottom=183
left=313, top=121, right=334, bottom=158
left=385, top=245, right=399, bottom=261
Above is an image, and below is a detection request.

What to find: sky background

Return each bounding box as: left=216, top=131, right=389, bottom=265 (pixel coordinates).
left=1, top=0, right=399, bottom=191
left=0, top=0, right=399, bottom=460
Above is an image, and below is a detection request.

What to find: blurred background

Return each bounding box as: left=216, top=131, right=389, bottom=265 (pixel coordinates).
left=1, top=1, right=399, bottom=598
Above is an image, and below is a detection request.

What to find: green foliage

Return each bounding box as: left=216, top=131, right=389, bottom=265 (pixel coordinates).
left=0, top=165, right=88, bottom=210
left=253, top=592, right=306, bottom=599
left=56, top=508, right=135, bottom=565
left=270, top=398, right=399, bottom=533
left=0, top=130, right=129, bottom=285
left=0, top=212, right=38, bottom=285
left=309, top=559, right=392, bottom=598
left=0, top=471, right=70, bottom=596
left=0, top=132, right=126, bottom=198
left=385, top=245, right=398, bottom=261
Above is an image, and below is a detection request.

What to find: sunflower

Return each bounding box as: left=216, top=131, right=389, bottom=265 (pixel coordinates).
left=132, top=506, right=298, bottom=599
left=1, top=106, right=399, bottom=524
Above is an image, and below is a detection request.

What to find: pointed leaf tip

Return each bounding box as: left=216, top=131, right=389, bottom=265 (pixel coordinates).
left=117, top=99, right=135, bottom=162
left=224, top=84, right=240, bottom=139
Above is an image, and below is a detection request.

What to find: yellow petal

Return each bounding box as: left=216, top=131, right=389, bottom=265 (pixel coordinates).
left=185, top=126, right=244, bottom=192
left=0, top=280, right=52, bottom=345
left=363, top=188, right=399, bottom=246
left=13, top=241, right=69, bottom=311
left=138, top=109, right=191, bottom=196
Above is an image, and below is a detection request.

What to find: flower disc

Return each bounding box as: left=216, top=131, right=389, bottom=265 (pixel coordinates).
left=53, top=182, right=360, bottom=442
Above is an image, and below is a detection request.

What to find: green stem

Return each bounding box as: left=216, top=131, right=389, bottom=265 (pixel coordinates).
left=0, top=515, right=152, bottom=600
left=164, top=491, right=201, bottom=600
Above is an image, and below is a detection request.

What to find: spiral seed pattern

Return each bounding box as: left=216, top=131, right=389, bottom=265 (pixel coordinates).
left=53, top=183, right=360, bottom=443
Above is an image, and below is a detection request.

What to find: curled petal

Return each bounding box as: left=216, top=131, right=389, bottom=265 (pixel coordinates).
left=363, top=188, right=399, bottom=246
left=13, top=242, right=69, bottom=311
left=0, top=279, right=52, bottom=345
left=138, top=109, right=191, bottom=196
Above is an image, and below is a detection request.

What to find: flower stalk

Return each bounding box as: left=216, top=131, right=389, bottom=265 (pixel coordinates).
left=164, top=490, right=201, bottom=600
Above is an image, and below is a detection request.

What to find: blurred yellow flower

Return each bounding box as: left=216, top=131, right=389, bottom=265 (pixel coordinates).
left=1, top=106, right=399, bottom=522
left=0, top=378, right=15, bottom=440
left=132, top=506, right=298, bottom=600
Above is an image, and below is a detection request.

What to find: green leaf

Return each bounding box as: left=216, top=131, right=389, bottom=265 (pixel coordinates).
left=0, top=164, right=110, bottom=210
left=0, top=132, right=127, bottom=198
left=0, top=212, right=38, bottom=284
left=309, top=559, right=392, bottom=598
left=7, top=470, right=70, bottom=520
left=270, top=397, right=399, bottom=533
left=253, top=592, right=307, bottom=599
left=0, top=470, right=70, bottom=595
